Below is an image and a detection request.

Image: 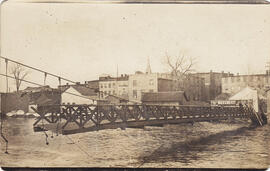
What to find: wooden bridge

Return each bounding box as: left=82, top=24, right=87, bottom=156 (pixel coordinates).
left=32, top=104, right=267, bottom=135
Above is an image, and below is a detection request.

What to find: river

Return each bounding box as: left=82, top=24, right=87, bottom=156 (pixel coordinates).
left=0, top=117, right=269, bottom=168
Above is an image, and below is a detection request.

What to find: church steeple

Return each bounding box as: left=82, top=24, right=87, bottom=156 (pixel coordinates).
left=146, top=57, right=152, bottom=74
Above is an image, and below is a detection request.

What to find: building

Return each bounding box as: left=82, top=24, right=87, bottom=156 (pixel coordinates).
left=1, top=86, right=61, bottom=114
left=128, top=58, right=205, bottom=103
left=85, top=80, right=99, bottom=91
left=222, top=73, right=270, bottom=95
left=141, top=91, right=188, bottom=105
left=171, top=74, right=206, bottom=101
left=128, top=72, right=174, bottom=103
left=61, top=85, right=98, bottom=105
left=99, top=74, right=129, bottom=99
left=193, top=71, right=233, bottom=101
left=229, top=86, right=259, bottom=112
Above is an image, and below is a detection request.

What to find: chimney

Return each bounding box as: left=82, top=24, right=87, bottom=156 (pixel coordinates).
left=76, top=82, right=80, bottom=85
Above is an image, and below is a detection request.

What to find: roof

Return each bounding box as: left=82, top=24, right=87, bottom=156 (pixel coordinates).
left=99, top=75, right=129, bottom=82
left=23, top=85, right=55, bottom=93
left=34, top=93, right=60, bottom=105
left=229, top=86, right=259, bottom=112
left=142, top=91, right=188, bottom=102
left=215, top=93, right=231, bottom=100
left=70, top=85, right=97, bottom=96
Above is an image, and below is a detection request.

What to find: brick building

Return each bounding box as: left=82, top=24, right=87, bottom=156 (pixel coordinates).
left=193, top=71, right=233, bottom=101
left=99, top=74, right=129, bottom=99
left=128, top=71, right=205, bottom=103
left=128, top=72, right=173, bottom=103
left=171, top=74, right=205, bottom=101
left=222, top=73, right=270, bottom=95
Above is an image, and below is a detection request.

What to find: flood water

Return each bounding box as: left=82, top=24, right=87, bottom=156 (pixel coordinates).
left=0, top=117, right=269, bottom=168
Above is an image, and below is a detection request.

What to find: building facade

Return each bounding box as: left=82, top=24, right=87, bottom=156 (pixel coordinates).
left=193, top=71, right=233, bottom=101
left=222, top=73, right=270, bottom=95
left=128, top=72, right=205, bottom=103
left=99, top=75, right=129, bottom=99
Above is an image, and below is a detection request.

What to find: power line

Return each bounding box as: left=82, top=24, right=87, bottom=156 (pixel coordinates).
left=0, top=56, right=76, bottom=84
left=0, top=74, right=97, bottom=101
left=0, top=56, right=139, bottom=104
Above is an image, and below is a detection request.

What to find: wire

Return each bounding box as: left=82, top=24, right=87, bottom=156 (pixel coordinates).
left=0, top=56, right=139, bottom=104
left=0, top=73, right=99, bottom=101
left=0, top=56, right=75, bottom=84
left=64, top=135, right=91, bottom=158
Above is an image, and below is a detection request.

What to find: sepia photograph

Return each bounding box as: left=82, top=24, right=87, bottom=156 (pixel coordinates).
left=0, top=0, right=270, bottom=169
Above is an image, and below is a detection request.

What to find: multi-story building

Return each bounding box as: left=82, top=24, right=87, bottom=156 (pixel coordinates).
left=222, top=73, right=270, bottom=95
left=193, top=71, right=233, bottom=101
left=128, top=72, right=173, bottom=103
left=128, top=71, right=205, bottom=102
left=85, top=80, right=99, bottom=91
left=99, top=74, right=129, bottom=99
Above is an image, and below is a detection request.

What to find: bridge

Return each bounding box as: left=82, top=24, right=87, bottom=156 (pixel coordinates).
left=0, top=55, right=268, bottom=154
left=32, top=103, right=267, bottom=135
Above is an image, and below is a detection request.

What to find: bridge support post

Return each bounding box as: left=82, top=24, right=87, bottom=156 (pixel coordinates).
left=266, top=90, right=270, bottom=123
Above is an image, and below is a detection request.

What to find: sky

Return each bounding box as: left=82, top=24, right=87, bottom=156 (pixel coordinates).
left=1, top=1, right=270, bottom=91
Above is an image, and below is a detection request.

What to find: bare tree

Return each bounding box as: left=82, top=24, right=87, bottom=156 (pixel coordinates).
left=165, top=51, right=196, bottom=77
left=10, top=64, right=29, bottom=92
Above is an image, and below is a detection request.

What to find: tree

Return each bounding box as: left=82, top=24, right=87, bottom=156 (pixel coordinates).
left=10, top=64, right=29, bottom=92
left=165, top=51, right=196, bottom=77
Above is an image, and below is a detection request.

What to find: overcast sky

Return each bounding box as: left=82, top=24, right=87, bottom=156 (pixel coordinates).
left=1, top=1, right=270, bottom=91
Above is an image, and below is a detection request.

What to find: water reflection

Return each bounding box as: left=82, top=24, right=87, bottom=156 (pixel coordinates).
left=139, top=125, right=268, bottom=167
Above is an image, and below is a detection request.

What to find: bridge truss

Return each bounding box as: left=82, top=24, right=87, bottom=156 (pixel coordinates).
left=32, top=104, right=264, bottom=135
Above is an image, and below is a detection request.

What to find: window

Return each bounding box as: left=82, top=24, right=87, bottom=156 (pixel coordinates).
left=149, top=79, right=154, bottom=86
left=100, top=84, right=103, bottom=88
left=149, top=89, right=154, bottom=92
left=133, top=80, right=137, bottom=86
left=113, top=90, right=115, bottom=94
left=104, top=84, right=107, bottom=88
left=231, top=77, right=234, bottom=83
left=112, top=83, right=115, bottom=87
left=224, top=77, right=228, bottom=83
left=108, top=91, right=111, bottom=94
left=133, top=90, right=137, bottom=98
left=243, top=76, right=247, bottom=82
left=108, top=83, right=111, bottom=88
